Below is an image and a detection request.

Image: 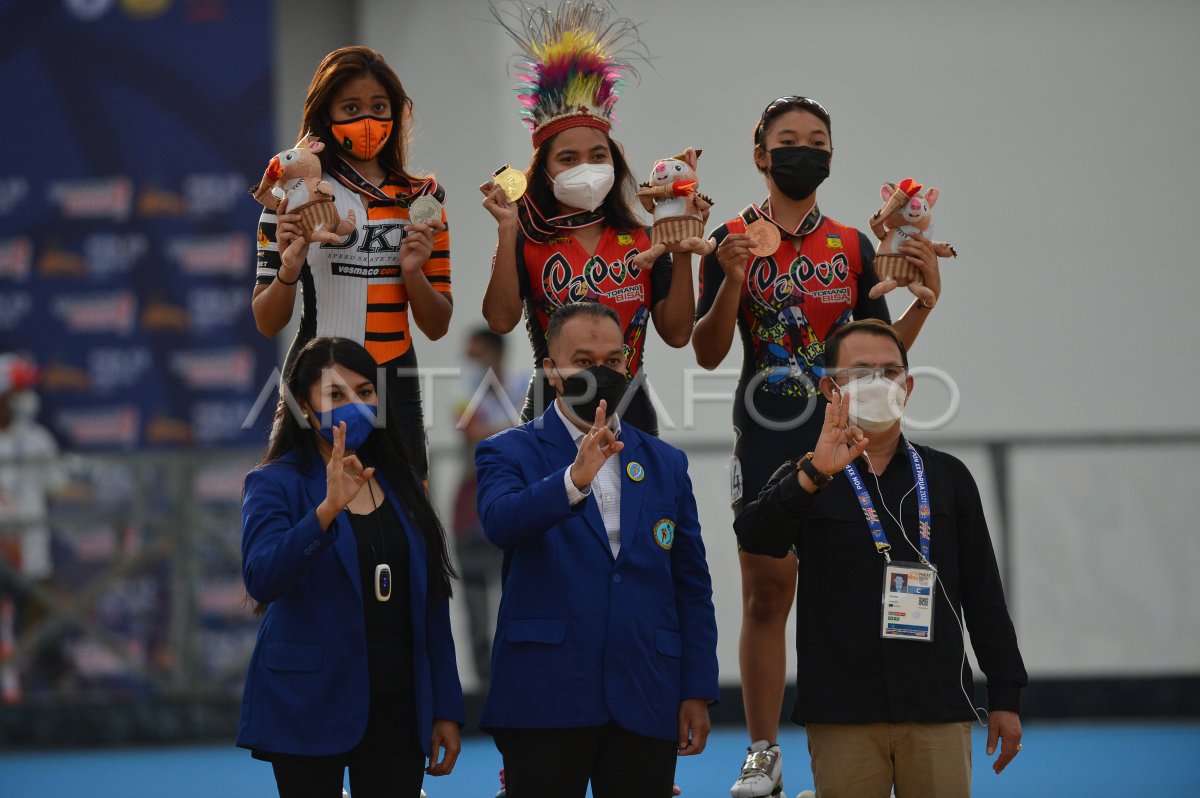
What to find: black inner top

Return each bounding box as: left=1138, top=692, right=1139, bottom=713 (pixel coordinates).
left=348, top=497, right=415, bottom=701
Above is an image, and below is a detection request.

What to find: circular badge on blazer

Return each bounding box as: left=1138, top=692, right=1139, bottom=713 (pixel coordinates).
left=653, top=519, right=675, bottom=550
left=626, top=462, right=645, bottom=482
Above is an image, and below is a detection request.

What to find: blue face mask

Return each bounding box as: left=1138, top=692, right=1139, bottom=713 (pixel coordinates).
left=315, top=402, right=378, bottom=450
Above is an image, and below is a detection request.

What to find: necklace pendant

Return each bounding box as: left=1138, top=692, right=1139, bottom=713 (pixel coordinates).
left=374, top=563, right=392, bottom=602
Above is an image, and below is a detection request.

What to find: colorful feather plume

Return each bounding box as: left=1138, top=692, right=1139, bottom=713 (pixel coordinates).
left=491, top=1, right=648, bottom=146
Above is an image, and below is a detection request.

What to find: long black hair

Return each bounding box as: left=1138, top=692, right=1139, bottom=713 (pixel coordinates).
left=258, top=337, right=456, bottom=603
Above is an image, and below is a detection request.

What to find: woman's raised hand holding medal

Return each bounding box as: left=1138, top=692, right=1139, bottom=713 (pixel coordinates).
left=480, top=165, right=524, bottom=230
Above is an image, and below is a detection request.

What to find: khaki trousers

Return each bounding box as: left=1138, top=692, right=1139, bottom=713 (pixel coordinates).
left=807, top=721, right=973, bottom=798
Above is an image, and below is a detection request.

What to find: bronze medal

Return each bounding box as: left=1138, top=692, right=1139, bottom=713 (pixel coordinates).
left=745, top=219, right=782, bottom=257
left=408, top=195, right=443, bottom=226
left=492, top=164, right=528, bottom=202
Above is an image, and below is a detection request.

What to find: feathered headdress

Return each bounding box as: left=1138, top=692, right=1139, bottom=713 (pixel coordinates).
left=492, top=1, right=648, bottom=148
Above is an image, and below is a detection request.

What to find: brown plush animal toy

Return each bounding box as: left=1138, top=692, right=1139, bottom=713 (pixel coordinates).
left=868, top=178, right=956, bottom=304
left=632, top=147, right=714, bottom=269
left=251, top=135, right=355, bottom=239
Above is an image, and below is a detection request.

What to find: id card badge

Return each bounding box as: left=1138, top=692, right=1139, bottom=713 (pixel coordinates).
left=881, top=561, right=936, bottom=641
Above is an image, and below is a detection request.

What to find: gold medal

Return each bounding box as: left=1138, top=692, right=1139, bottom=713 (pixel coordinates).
left=408, top=195, right=443, bottom=226
left=492, top=164, right=528, bottom=202
left=746, top=219, right=782, bottom=257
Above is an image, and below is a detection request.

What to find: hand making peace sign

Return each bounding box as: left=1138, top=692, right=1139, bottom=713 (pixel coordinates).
left=569, top=400, right=624, bottom=490
left=315, top=422, right=376, bottom=531
left=809, top=387, right=870, bottom=477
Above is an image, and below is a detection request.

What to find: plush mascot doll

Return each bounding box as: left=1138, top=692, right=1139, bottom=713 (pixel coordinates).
left=868, top=177, right=956, bottom=304
left=632, top=147, right=714, bottom=268
left=251, top=135, right=355, bottom=239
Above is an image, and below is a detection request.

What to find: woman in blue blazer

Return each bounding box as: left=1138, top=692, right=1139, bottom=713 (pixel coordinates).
left=238, top=337, right=463, bottom=798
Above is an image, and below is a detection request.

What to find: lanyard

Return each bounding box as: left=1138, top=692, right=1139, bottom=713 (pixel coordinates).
left=747, top=201, right=824, bottom=238
left=329, top=156, right=438, bottom=206
left=843, top=441, right=931, bottom=564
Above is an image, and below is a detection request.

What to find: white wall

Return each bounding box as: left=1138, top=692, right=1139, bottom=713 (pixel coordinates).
left=277, top=0, right=1200, bottom=688
left=1012, top=445, right=1200, bottom=676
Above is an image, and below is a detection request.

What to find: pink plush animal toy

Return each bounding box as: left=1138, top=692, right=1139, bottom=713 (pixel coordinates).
left=868, top=178, right=956, bottom=304
left=251, top=135, right=355, bottom=239
left=633, top=147, right=714, bottom=269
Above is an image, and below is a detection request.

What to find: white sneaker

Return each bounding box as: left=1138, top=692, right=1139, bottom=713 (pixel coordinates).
left=730, top=740, right=783, bottom=797
left=796, top=792, right=816, bottom=798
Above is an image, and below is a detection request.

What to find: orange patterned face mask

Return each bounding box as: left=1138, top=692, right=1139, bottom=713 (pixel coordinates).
left=330, top=115, right=392, bottom=161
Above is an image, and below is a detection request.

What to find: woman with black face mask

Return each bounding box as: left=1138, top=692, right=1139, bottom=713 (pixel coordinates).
left=691, top=96, right=945, bottom=798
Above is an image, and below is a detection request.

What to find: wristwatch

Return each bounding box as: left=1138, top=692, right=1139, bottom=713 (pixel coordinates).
left=797, top=452, right=833, bottom=489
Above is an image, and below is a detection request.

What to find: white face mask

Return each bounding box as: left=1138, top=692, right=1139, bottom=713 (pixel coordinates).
left=843, top=376, right=907, bottom=434
left=552, top=163, right=615, bottom=212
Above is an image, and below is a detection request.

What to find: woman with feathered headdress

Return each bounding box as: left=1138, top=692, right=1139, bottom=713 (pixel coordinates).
left=479, top=0, right=698, bottom=438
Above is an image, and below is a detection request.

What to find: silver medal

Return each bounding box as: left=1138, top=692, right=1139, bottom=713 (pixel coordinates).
left=408, top=195, right=442, bottom=226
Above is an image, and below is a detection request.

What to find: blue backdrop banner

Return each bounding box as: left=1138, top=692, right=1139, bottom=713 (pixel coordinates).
left=0, top=0, right=276, bottom=449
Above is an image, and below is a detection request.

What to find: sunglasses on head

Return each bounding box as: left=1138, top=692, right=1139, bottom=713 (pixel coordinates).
left=756, top=96, right=830, bottom=138
left=762, top=96, right=828, bottom=117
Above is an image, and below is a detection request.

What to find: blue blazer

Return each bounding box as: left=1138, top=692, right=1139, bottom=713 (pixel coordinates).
left=475, top=408, right=719, bottom=741
left=236, top=451, right=464, bottom=757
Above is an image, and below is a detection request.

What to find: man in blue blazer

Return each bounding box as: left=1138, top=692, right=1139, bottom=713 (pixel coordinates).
left=475, top=302, right=719, bottom=798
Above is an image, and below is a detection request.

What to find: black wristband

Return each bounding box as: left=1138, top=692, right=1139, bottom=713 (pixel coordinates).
left=797, top=452, right=833, bottom=489
left=275, top=268, right=300, bottom=286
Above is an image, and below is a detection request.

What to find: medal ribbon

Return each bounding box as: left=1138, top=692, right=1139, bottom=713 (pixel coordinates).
left=516, top=194, right=605, bottom=243
left=843, top=441, right=931, bottom=563
left=329, top=156, right=439, bottom=207
left=745, top=201, right=823, bottom=238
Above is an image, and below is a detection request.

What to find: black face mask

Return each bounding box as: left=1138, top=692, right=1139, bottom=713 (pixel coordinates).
left=767, top=146, right=831, bottom=201
left=552, top=363, right=628, bottom=424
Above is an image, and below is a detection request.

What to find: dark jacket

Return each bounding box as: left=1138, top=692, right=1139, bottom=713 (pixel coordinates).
left=734, top=438, right=1027, bottom=725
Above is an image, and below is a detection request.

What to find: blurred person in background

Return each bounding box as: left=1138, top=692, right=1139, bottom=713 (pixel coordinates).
left=0, top=353, right=68, bottom=704
left=450, top=327, right=525, bottom=688
left=238, top=337, right=462, bottom=798
left=734, top=320, right=1025, bottom=798
left=252, top=46, right=454, bottom=482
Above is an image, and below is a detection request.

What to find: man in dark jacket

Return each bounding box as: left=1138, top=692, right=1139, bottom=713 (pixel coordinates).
left=734, top=319, right=1026, bottom=798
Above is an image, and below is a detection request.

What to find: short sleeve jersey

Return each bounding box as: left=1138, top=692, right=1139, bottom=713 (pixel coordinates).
left=516, top=225, right=672, bottom=379
left=697, top=203, right=889, bottom=425
left=255, top=157, right=452, bottom=369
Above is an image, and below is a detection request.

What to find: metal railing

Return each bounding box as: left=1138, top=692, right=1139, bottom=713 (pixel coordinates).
left=0, top=432, right=1195, bottom=745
